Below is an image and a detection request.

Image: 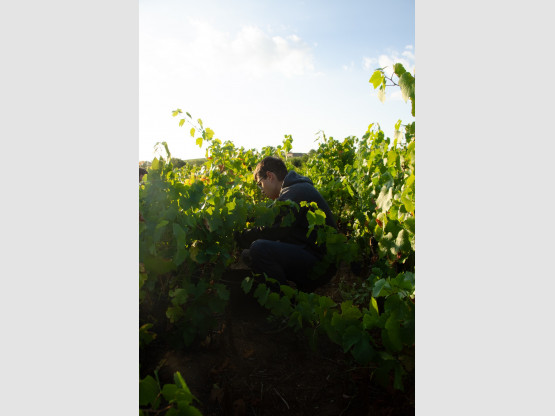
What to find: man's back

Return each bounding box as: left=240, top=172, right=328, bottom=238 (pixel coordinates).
left=278, top=170, right=337, bottom=229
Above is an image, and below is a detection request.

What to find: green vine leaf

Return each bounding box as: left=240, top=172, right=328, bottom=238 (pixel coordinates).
left=398, top=72, right=415, bottom=116
left=376, top=187, right=394, bottom=211
left=139, top=376, right=159, bottom=406
left=377, top=85, right=386, bottom=103
left=205, top=127, right=215, bottom=141
left=369, top=70, right=384, bottom=89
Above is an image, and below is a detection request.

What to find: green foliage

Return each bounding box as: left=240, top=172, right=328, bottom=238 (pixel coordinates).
left=297, top=118, right=415, bottom=271
left=139, top=323, right=157, bottom=349
left=140, top=62, right=415, bottom=393
left=170, top=158, right=187, bottom=169
left=139, top=371, right=203, bottom=415
left=245, top=271, right=414, bottom=389
left=369, top=63, right=415, bottom=117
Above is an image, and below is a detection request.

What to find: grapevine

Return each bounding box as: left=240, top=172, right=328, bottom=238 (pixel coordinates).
left=139, top=63, right=415, bottom=414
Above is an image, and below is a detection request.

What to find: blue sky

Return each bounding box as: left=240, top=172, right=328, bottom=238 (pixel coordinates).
left=139, top=0, right=415, bottom=161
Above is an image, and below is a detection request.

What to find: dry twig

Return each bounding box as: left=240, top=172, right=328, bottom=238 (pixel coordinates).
left=273, top=388, right=289, bottom=410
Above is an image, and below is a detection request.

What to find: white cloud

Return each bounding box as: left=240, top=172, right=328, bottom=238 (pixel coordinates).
left=139, top=14, right=414, bottom=162
left=287, top=34, right=301, bottom=43
left=141, top=19, right=316, bottom=81
left=363, top=57, right=377, bottom=71
left=139, top=19, right=323, bottom=160
left=363, top=45, right=415, bottom=74
left=402, top=50, right=415, bottom=62
left=377, top=45, right=415, bottom=77
left=159, top=20, right=317, bottom=79
left=232, top=26, right=314, bottom=77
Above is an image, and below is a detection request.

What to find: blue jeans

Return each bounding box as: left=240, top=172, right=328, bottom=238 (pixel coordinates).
left=244, top=239, right=335, bottom=292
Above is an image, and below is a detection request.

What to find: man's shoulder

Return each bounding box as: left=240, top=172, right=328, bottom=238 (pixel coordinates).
left=280, top=181, right=323, bottom=202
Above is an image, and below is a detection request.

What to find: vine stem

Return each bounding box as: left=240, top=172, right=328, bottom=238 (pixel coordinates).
left=382, top=73, right=399, bottom=86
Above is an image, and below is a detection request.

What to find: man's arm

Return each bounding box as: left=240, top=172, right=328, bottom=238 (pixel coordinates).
left=236, top=226, right=306, bottom=249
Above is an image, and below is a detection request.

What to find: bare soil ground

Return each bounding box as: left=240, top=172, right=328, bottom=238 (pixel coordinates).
left=140, top=266, right=415, bottom=416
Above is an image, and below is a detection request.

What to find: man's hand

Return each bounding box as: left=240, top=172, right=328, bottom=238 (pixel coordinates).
left=234, top=228, right=262, bottom=249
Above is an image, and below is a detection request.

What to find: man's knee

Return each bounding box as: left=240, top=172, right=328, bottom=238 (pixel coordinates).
left=241, top=240, right=283, bottom=269
left=248, top=239, right=272, bottom=268
left=249, top=239, right=269, bottom=258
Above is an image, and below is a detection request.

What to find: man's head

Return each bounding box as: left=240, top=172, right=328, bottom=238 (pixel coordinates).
left=139, top=167, right=147, bottom=182
left=253, top=156, right=287, bottom=200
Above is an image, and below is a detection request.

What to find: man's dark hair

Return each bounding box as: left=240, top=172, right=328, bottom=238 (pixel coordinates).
left=254, top=156, right=288, bottom=181
left=139, top=167, right=147, bottom=178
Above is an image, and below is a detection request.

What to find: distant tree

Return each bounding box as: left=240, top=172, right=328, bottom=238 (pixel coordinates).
left=186, top=158, right=206, bottom=167
left=291, top=157, right=303, bottom=168
left=170, top=157, right=187, bottom=169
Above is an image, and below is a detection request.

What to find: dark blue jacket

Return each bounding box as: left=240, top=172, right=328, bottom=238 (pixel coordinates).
left=239, top=170, right=337, bottom=256
left=278, top=171, right=336, bottom=229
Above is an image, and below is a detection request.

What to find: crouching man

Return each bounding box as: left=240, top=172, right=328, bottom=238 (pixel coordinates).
left=236, top=156, right=337, bottom=292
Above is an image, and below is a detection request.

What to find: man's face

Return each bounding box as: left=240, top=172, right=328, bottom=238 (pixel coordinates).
left=257, top=171, right=281, bottom=200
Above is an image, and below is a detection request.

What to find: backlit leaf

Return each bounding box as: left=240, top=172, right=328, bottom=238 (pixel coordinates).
left=393, top=63, right=406, bottom=77
left=151, top=158, right=160, bottom=171
left=377, top=87, right=386, bottom=103
left=174, top=372, right=194, bottom=397
left=370, top=297, right=379, bottom=315
left=395, top=229, right=411, bottom=252
left=376, top=187, right=393, bottom=211
left=399, top=72, right=415, bottom=104
left=369, top=70, right=384, bottom=89
left=226, top=200, right=236, bottom=212
left=205, top=127, right=215, bottom=140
